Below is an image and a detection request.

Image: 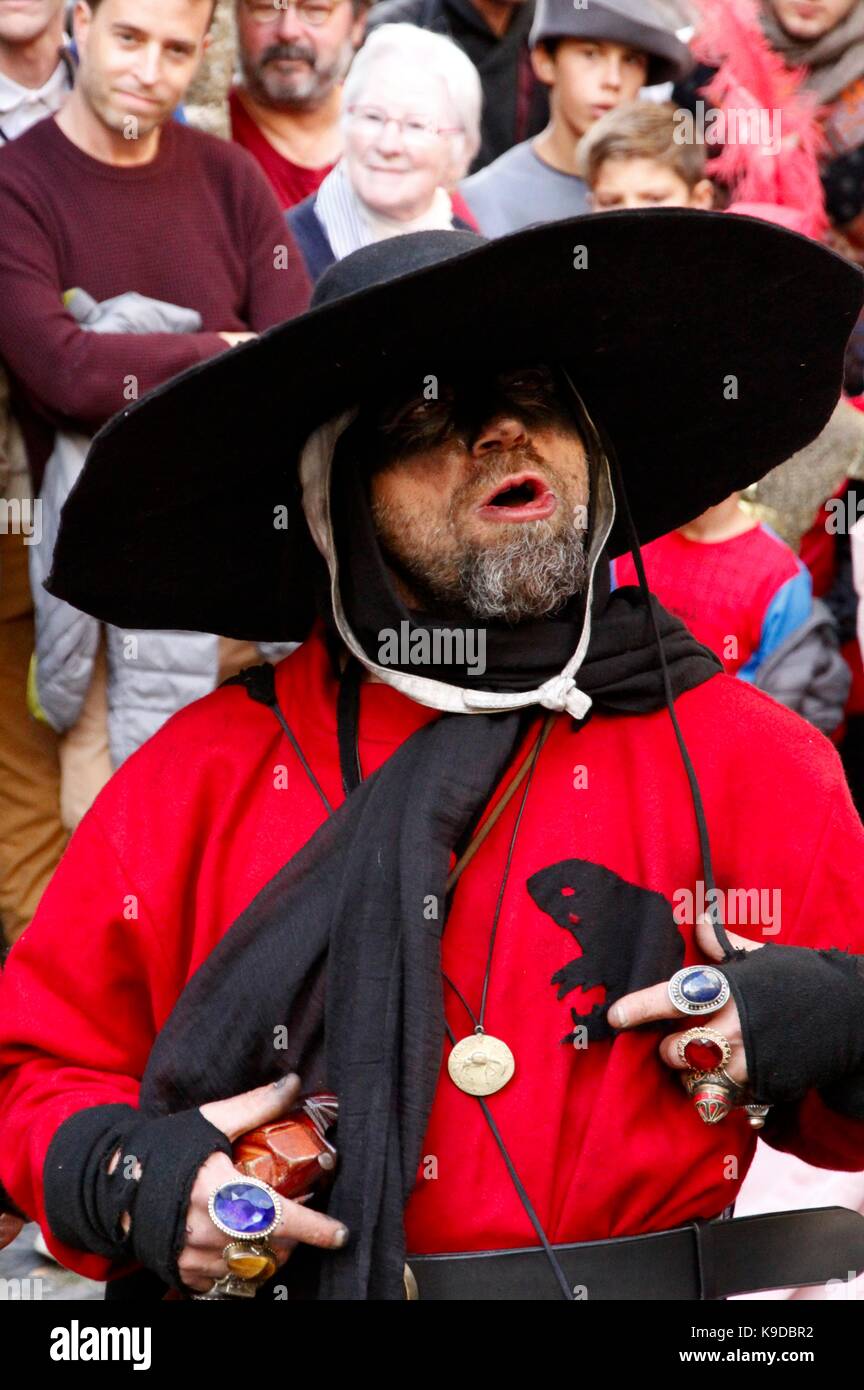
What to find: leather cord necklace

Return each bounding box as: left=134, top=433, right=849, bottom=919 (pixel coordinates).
left=442, top=712, right=552, bottom=1098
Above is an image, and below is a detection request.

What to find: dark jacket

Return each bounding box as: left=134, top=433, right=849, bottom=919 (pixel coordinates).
left=366, top=0, right=548, bottom=171
left=287, top=194, right=476, bottom=282
left=753, top=597, right=852, bottom=735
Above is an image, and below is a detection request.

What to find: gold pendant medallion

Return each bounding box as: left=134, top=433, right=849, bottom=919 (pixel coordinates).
left=447, top=1033, right=515, bottom=1096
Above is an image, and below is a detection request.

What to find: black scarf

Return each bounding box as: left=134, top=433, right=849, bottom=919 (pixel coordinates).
left=139, top=456, right=721, bottom=1300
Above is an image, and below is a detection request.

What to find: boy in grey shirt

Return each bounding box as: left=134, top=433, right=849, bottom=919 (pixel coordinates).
left=460, top=0, right=693, bottom=236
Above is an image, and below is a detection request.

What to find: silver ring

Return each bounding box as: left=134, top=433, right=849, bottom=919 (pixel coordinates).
left=667, top=965, right=730, bottom=1016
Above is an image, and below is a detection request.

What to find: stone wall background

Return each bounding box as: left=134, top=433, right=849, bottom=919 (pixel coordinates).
left=185, top=0, right=237, bottom=138
left=181, top=0, right=698, bottom=140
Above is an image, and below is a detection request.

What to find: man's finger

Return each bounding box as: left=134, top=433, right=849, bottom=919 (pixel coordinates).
left=610, top=913, right=768, bottom=1029
left=274, top=1195, right=349, bottom=1252
left=658, top=1032, right=749, bottom=1086
left=695, top=914, right=766, bottom=961
left=658, top=1028, right=739, bottom=1073
left=607, top=981, right=681, bottom=1030
left=200, top=1074, right=303, bottom=1142
left=180, top=1244, right=294, bottom=1297
left=178, top=1249, right=232, bottom=1282
left=190, top=1154, right=348, bottom=1252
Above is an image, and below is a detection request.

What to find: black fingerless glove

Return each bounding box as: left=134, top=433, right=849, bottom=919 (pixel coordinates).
left=43, top=1104, right=233, bottom=1289
left=721, top=944, right=864, bottom=1116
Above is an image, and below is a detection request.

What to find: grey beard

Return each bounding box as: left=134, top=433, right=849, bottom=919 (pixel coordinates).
left=394, top=519, right=591, bottom=624
left=242, top=41, right=353, bottom=110
left=458, top=522, right=591, bottom=625
left=459, top=525, right=590, bottom=623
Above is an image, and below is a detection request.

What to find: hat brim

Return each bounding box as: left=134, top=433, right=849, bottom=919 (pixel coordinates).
left=48, top=209, right=863, bottom=643
left=527, top=5, right=695, bottom=85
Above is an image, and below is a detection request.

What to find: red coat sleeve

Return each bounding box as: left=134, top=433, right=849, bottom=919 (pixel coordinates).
left=0, top=807, right=165, bottom=1280
left=0, top=680, right=289, bottom=1281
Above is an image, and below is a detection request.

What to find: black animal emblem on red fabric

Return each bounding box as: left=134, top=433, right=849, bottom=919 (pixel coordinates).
left=526, top=859, right=685, bottom=1043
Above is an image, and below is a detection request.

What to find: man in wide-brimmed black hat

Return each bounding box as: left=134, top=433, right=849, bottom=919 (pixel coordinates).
left=2, top=211, right=864, bottom=1303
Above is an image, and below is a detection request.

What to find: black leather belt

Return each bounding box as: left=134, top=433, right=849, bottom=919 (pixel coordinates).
left=405, top=1207, right=864, bottom=1300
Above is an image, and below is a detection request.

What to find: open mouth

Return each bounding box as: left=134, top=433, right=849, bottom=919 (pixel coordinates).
left=476, top=472, right=558, bottom=523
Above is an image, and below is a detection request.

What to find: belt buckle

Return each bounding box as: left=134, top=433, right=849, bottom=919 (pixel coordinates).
left=403, top=1262, right=419, bottom=1300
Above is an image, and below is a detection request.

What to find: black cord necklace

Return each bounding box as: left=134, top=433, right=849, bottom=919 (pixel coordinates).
left=442, top=717, right=545, bottom=1098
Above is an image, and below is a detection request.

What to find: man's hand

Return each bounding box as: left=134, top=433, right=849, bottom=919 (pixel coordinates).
left=175, top=1076, right=347, bottom=1294
left=607, top=916, right=765, bottom=1088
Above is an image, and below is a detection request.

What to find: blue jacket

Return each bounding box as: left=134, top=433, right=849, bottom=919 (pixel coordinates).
left=287, top=195, right=476, bottom=283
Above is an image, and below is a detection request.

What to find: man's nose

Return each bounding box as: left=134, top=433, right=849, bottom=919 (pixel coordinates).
left=471, top=416, right=529, bottom=455
left=135, top=42, right=162, bottom=87
left=275, top=2, right=306, bottom=41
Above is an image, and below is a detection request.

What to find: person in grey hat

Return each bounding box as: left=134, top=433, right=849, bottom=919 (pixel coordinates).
left=460, top=0, right=693, bottom=236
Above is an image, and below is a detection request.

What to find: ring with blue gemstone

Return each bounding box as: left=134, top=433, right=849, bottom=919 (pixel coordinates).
left=667, top=965, right=730, bottom=1016
left=208, top=1176, right=282, bottom=1242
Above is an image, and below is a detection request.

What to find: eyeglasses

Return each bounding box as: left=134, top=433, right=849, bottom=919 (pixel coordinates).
left=242, top=0, right=347, bottom=27
left=346, top=104, right=462, bottom=147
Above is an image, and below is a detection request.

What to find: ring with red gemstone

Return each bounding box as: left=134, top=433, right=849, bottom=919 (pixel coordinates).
left=676, top=1026, right=732, bottom=1072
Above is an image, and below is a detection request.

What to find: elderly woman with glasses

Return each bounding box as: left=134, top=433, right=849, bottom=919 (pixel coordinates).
left=287, top=23, right=483, bottom=280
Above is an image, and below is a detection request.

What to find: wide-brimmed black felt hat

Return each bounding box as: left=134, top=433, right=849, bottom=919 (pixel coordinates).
left=47, top=209, right=863, bottom=642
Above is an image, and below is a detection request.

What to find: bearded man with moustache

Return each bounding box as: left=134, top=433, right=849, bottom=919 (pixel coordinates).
left=3, top=216, right=864, bottom=1304
left=231, top=0, right=369, bottom=209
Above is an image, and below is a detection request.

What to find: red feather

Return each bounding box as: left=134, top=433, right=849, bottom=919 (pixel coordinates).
left=689, top=0, right=828, bottom=238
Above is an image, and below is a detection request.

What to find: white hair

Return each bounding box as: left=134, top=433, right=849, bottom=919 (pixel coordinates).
left=342, top=23, right=482, bottom=181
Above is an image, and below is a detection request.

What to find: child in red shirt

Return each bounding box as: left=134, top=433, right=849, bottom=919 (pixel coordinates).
left=612, top=494, right=811, bottom=678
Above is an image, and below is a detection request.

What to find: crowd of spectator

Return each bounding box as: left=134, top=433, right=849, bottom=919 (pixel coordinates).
left=4, top=0, right=864, bottom=1299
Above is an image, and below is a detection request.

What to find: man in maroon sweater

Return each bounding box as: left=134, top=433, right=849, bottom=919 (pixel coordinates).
left=0, top=0, right=310, bottom=951
left=0, top=0, right=311, bottom=488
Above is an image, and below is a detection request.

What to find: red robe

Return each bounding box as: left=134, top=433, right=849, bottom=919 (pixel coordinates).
left=1, top=623, right=863, bottom=1283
